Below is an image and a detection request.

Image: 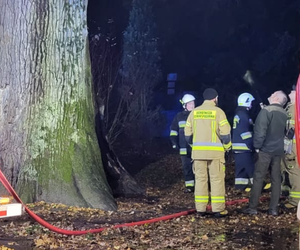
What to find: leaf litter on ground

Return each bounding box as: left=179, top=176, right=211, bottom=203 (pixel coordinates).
left=0, top=153, right=299, bottom=250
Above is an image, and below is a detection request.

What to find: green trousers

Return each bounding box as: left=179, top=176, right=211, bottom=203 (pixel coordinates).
left=249, top=151, right=281, bottom=211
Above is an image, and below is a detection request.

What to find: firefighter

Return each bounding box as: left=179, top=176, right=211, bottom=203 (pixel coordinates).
left=185, top=88, right=231, bottom=217
left=282, top=87, right=300, bottom=209
left=170, top=94, right=196, bottom=193
left=232, top=93, right=255, bottom=192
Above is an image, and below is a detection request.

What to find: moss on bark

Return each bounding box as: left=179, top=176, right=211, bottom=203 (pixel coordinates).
left=0, top=0, right=116, bottom=210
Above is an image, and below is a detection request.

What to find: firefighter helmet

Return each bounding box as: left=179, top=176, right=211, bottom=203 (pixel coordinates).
left=180, top=94, right=195, bottom=108
left=238, top=93, right=255, bottom=108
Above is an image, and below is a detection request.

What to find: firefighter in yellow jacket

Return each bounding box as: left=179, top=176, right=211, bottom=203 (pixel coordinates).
left=185, top=88, right=231, bottom=217
left=282, top=87, right=300, bottom=209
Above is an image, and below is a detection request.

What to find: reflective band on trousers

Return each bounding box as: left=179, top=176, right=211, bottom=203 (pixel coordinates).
left=211, top=196, right=225, bottom=203
left=290, top=191, right=300, bottom=198
left=185, top=180, right=195, bottom=187
left=235, top=178, right=249, bottom=185
left=170, top=130, right=178, bottom=136
left=240, top=132, right=252, bottom=140
left=195, top=196, right=209, bottom=203
left=232, top=143, right=250, bottom=151
left=180, top=148, right=187, bottom=155
left=192, top=142, right=224, bottom=151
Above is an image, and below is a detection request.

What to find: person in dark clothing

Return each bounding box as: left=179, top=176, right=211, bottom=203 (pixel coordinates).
left=170, top=94, right=196, bottom=193
left=242, top=91, right=288, bottom=216
left=232, top=93, right=255, bottom=191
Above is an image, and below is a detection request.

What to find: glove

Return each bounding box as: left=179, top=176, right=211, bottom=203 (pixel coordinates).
left=224, top=144, right=232, bottom=153
left=286, top=128, right=295, bottom=140
left=223, top=141, right=232, bottom=152
left=225, top=146, right=232, bottom=152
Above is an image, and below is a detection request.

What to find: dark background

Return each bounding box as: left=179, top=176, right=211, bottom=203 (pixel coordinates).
left=87, top=0, right=300, bottom=121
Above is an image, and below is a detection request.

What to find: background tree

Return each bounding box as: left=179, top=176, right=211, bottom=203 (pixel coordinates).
left=89, top=19, right=130, bottom=145
left=121, top=0, right=162, bottom=143
left=88, top=4, right=145, bottom=197
left=0, top=0, right=116, bottom=210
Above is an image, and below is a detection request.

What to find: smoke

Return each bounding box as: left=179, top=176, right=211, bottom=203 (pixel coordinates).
left=243, top=70, right=265, bottom=109
left=243, top=70, right=255, bottom=86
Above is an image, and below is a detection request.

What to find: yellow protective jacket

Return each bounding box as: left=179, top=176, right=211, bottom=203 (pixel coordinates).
left=285, top=103, right=296, bottom=156
left=184, top=100, right=231, bottom=160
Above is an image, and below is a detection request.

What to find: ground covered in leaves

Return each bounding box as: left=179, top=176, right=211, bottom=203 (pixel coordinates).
left=0, top=149, right=299, bottom=249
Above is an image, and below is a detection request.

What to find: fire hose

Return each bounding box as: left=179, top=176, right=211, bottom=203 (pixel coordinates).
left=0, top=169, right=270, bottom=235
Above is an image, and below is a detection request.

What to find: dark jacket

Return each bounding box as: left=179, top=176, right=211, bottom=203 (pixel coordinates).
left=170, top=110, right=191, bottom=156
left=253, top=104, right=287, bottom=155
left=232, top=107, right=254, bottom=153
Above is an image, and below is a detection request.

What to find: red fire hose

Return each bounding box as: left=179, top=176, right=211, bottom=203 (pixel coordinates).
left=295, top=75, right=300, bottom=167
left=0, top=170, right=268, bottom=235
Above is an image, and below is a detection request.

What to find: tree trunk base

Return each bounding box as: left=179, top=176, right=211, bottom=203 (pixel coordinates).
left=96, top=113, right=145, bottom=198
left=106, top=154, right=145, bottom=198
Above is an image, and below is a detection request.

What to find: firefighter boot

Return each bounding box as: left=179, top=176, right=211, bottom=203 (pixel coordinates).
left=214, top=210, right=228, bottom=218
left=268, top=208, right=279, bottom=216
left=184, top=186, right=194, bottom=193
left=262, top=182, right=271, bottom=192
left=241, top=207, right=258, bottom=215
left=197, top=211, right=208, bottom=217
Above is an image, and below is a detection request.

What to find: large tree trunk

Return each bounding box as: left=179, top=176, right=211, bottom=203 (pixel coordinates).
left=0, top=0, right=117, bottom=210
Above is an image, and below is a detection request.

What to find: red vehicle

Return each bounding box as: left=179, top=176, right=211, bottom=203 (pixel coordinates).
left=295, top=78, right=300, bottom=167
left=295, top=78, right=300, bottom=220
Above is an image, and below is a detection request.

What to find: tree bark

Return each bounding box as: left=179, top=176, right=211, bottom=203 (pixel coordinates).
left=0, top=0, right=117, bottom=210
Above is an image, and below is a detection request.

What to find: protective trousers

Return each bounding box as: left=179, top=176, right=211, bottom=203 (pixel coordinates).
left=193, top=159, right=225, bottom=212
left=234, top=152, right=254, bottom=190
left=249, top=151, right=281, bottom=211
left=180, top=155, right=194, bottom=188
left=282, top=157, right=300, bottom=206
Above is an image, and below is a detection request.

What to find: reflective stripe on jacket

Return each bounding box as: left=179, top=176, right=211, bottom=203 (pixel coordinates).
left=232, top=107, right=253, bottom=153
left=285, top=103, right=296, bottom=154
left=170, top=110, right=191, bottom=155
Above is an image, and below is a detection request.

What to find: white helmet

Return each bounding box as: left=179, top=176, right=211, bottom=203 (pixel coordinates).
left=238, top=93, right=255, bottom=108
left=181, top=94, right=195, bottom=108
